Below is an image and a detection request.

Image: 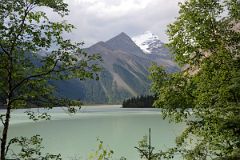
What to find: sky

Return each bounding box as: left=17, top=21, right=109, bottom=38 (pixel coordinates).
left=61, top=0, right=184, bottom=47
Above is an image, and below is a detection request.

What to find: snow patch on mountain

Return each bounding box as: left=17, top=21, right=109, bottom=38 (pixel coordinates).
left=132, top=31, right=164, bottom=54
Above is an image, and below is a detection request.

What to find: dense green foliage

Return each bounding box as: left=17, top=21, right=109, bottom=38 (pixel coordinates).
left=0, top=0, right=101, bottom=159
left=150, top=0, right=240, bottom=159
left=0, top=0, right=101, bottom=110
left=7, top=135, right=61, bottom=159
left=122, top=95, right=156, bottom=108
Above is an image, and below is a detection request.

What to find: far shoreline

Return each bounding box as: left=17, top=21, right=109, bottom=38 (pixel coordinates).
left=0, top=104, right=156, bottom=110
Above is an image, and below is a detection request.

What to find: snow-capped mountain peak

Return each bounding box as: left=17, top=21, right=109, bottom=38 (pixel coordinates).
left=132, top=31, right=164, bottom=54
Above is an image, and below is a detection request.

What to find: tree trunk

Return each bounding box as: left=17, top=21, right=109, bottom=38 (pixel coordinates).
left=0, top=103, right=11, bottom=160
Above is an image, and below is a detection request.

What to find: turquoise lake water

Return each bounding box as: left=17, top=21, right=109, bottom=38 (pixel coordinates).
left=0, top=105, right=184, bottom=159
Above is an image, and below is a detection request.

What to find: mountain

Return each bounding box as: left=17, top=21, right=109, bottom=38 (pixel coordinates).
left=105, top=32, right=145, bottom=57
left=132, top=31, right=165, bottom=54
left=132, top=31, right=176, bottom=69
left=53, top=32, right=178, bottom=104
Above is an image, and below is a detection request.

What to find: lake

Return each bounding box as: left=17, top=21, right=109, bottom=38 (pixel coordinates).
left=0, top=105, right=184, bottom=159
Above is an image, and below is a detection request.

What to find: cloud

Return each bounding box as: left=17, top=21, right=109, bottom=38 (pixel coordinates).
left=64, top=0, right=152, bottom=22
left=61, top=0, right=184, bottom=46
left=78, top=0, right=150, bottom=19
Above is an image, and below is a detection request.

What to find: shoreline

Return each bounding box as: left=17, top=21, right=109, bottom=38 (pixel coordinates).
left=0, top=104, right=158, bottom=112
left=0, top=105, right=161, bottom=125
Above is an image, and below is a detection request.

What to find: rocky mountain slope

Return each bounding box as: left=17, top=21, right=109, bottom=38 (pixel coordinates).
left=132, top=31, right=174, bottom=66
left=53, top=32, right=178, bottom=104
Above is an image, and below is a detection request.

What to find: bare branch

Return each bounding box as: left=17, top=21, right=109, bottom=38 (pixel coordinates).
left=10, top=58, right=94, bottom=96
left=0, top=114, right=5, bottom=125
left=0, top=43, right=9, bottom=56
left=10, top=59, right=59, bottom=95
left=9, top=5, right=31, bottom=56
left=5, top=138, right=16, bottom=155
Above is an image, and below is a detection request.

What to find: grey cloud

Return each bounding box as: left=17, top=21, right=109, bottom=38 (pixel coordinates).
left=61, top=0, right=184, bottom=46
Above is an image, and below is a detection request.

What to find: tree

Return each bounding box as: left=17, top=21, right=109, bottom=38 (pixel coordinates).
left=150, top=0, right=240, bottom=159
left=0, top=0, right=101, bottom=159
left=135, top=128, right=159, bottom=160
left=7, top=135, right=62, bottom=159
left=122, top=95, right=156, bottom=108
left=88, top=138, right=114, bottom=160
